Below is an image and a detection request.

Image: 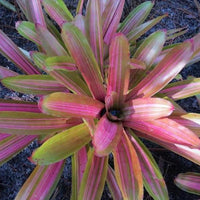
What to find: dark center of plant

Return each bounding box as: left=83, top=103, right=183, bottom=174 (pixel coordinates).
left=107, top=108, right=123, bottom=121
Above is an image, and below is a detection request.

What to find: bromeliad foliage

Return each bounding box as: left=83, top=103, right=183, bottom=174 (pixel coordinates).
left=0, top=0, right=200, bottom=199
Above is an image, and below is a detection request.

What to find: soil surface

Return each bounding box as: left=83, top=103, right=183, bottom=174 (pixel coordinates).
left=0, top=0, right=200, bottom=199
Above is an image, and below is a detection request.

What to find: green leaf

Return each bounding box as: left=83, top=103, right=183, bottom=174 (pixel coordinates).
left=31, top=123, right=91, bottom=165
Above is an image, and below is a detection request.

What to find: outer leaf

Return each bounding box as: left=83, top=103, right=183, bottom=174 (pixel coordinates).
left=85, top=0, right=104, bottom=73
left=0, top=30, right=40, bottom=74
left=102, top=0, right=125, bottom=45
left=113, top=131, right=143, bottom=200
left=0, top=134, right=36, bottom=165
left=0, top=66, right=18, bottom=79
left=135, top=131, right=200, bottom=166
left=78, top=149, right=108, bottom=200
left=76, top=0, right=84, bottom=14
left=45, top=56, right=76, bottom=71
left=175, top=172, right=200, bottom=195
left=45, top=57, right=91, bottom=96
left=42, top=0, right=73, bottom=26
left=134, top=30, right=166, bottom=67
left=15, top=161, right=65, bottom=200
left=2, top=75, right=67, bottom=95
left=31, top=52, right=48, bottom=71
left=40, top=92, right=104, bottom=118
left=72, top=14, right=86, bottom=36
left=25, top=0, right=46, bottom=27
left=160, top=78, right=200, bottom=100
left=0, top=99, right=40, bottom=113
left=0, top=111, right=70, bottom=135
left=118, top=1, right=154, bottom=35
left=129, top=131, right=169, bottom=200
left=99, top=0, right=107, bottom=14
left=71, top=147, right=87, bottom=200
left=123, top=98, right=174, bottom=121
left=107, top=33, right=130, bottom=107
left=36, top=24, right=69, bottom=56
left=124, top=118, right=200, bottom=148
left=61, top=23, right=106, bottom=101
left=127, top=15, right=167, bottom=44
left=16, top=21, right=40, bottom=45
left=31, top=124, right=90, bottom=165
left=127, top=42, right=192, bottom=100
left=170, top=113, right=200, bottom=136
left=93, top=115, right=123, bottom=157
left=106, top=165, right=123, bottom=200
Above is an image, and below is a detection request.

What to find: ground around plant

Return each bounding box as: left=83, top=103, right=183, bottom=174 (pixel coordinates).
left=0, top=0, right=200, bottom=199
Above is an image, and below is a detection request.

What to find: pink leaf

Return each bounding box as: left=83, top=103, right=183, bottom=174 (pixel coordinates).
left=61, top=23, right=106, bottom=101
left=127, top=42, right=193, bottom=100
left=15, top=161, right=64, bottom=200
left=40, top=92, right=104, bottom=118
left=124, top=118, right=200, bottom=148
left=113, top=131, right=143, bottom=200
left=93, top=115, right=123, bottom=157
left=107, top=33, right=130, bottom=107
left=102, top=0, right=125, bottom=45
left=0, top=30, right=40, bottom=74
left=123, top=98, right=174, bottom=121
left=78, top=150, right=108, bottom=200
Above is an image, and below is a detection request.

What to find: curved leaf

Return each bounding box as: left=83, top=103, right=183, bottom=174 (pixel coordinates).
left=31, top=123, right=90, bottom=165
left=0, top=111, right=69, bottom=135
left=61, top=23, right=106, bottom=101
left=78, top=149, right=108, bottom=200
left=40, top=92, right=104, bottom=118
left=15, top=161, right=65, bottom=200
left=113, top=131, right=143, bottom=200
left=2, top=75, right=67, bottom=95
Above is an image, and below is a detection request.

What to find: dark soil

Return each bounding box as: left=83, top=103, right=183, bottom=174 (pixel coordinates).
left=0, top=0, right=200, bottom=199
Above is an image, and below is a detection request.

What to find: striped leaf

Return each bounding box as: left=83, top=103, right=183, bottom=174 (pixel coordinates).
left=123, top=98, right=174, bottom=121
left=127, top=15, right=167, bottom=44
left=0, top=66, right=18, bottom=79
left=40, top=92, right=104, bottom=118
left=106, top=166, right=123, bottom=200
left=107, top=33, right=130, bottom=107
left=16, top=21, right=40, bottom=45
left=15, top=161, right=65, bottom=200
left=0, top=111, right=70, bottom=135
left=71, top=147, right=88, bottom=200
left=175, top=172, right=200, bottom=195
left=118, top=1, right=154, bottom=35
left=0, top=134, right=36, bottom=166
left=42, top=0, right=73, bottom=26
left=0, top=30, right=40, bottom=74
left=85, top=0, right=104, bottom=73
left=160, top=78, right=200, bottom=100
left=78, top=149, right=108, bottom=200
left=0, top=99, right=40, bottom=113
left=102, top=0, right=125, bottom=45
left=127, top=42, right=192, bottom=100
left=61, top=23, right=106, bottom=101
left=2, top=75, right=67, bottom=95
left=124, top=118, right=200, bottom=148
left=129, top=131, right=169, bottom=200
left=93, top=115, right=123, bottom=157
left=113, top=131, right=143, bottom=200
left=36, top=24, right=69, bottom=56
left=25, top=0, right=46, bottom=27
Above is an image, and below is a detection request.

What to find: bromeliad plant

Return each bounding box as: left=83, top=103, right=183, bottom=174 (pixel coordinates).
left=1, top=0, right=200, bottom=199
